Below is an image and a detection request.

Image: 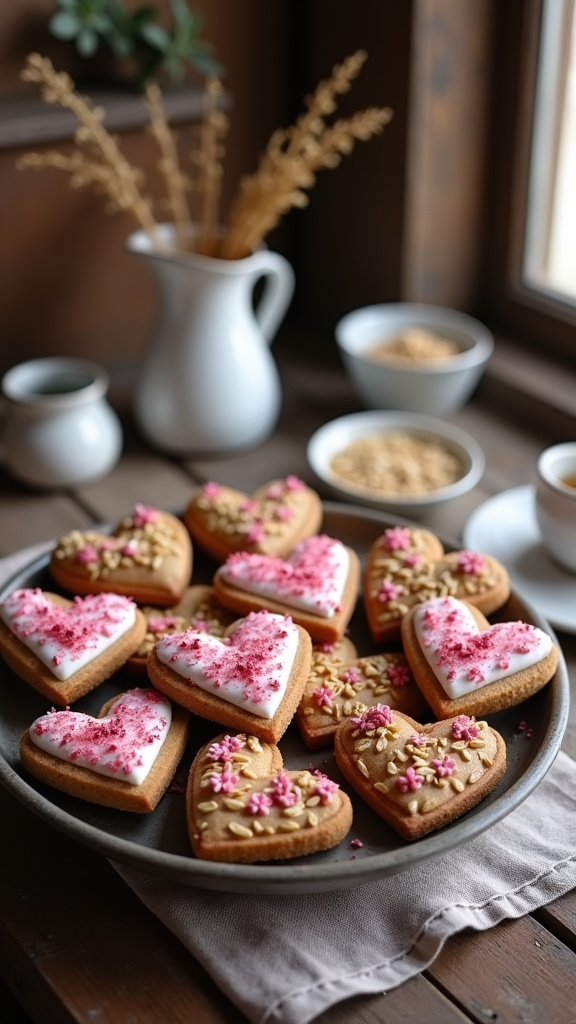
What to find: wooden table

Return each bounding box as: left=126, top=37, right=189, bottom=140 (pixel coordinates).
left=1, top=336, right=575, bottom=1023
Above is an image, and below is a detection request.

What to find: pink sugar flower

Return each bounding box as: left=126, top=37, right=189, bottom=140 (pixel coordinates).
left=431, top=756, right=457, bottom=777
left=451, top=715, right=480, bottom=741
left=312, top=770, right=339, bottom=804
left=377, top=581, right=403, bottom=603
left=456, top=550, right=486, bottom=575
left=270, top=772, right=298, bottom=807
left=247, top=522, right=266, bottom=544
left=121, top=541, right=139, bottom=557
left=382, top=527, right=411, bottom=551
left=340, top=667, right=361, bottom=684
left=409, top=732, right=429, bottom=747
left=133, top=503, right=158, bottom=527
left=387, top=664, right=411, bottom=687
left=352, top=704, right=393, bottom=732
left=274, top=505, right=294, bottom=521
left=285, top=475, right=305, bottom=491
left=266, top=484, right=284, bottom=500
left=148, top=616, right=178, bottom=632
left=208, top=763, right=240, bottom=793
left=312, top=686, right=335, bottom=707
left=239, top=499, right=258, bottom=514
left=76, top=545, right=99, bottom=565
left=189, top=618, right=209, bottom=632
left=207, top=735, right=244, bottom=762
left=202, top=481, right=222, bottom=498
left=396, top=766, right=424, bottom=793
left=403, top=553, right=421, bottom=568
left=247, top=791, right=273, bottom=815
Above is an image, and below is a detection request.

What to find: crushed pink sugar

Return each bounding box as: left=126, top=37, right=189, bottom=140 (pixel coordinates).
left=451, top=715, right=480, bottom=741
left=353, top=704, right=393, bottom=732
left=456, top=550, right=486, bottom=575
left=387, top=664, right=411, bottom=687
left=380, top=527, right=412, bottom=552
left=350, top=838, right=364, bottom=850
left=31, top=689, right=168, bottom=775
left=132, top=503, right=159, bottom=527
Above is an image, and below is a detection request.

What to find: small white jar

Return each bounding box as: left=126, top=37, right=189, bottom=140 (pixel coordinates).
left=1, top=357, right=123, bottom=489
left=535, top=441, right=576, bottom=573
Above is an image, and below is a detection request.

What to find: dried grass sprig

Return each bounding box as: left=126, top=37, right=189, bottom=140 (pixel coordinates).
left=192, top=76, right=229, bottom=256
left=144, top=81, right=190, bottom=251
left=20, top=53, right=161, bottom=245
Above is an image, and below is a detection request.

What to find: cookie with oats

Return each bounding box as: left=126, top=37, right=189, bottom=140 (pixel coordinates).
left=127, top=585, right=237, bottom=675
left=334, top=705, right=506, bottom=841
left=213, top=534, right=361, bottom=644
left=187, top=731, right=352, bottom=862
left=400, top=595, right=558, bottom=719
left=0, top=588, right=146, bottom=704
left=297, top=646, right=429, bottom=749
left=49, top=504, right=193, bottom=607
left=148, top=609, right=313, bottom=744
left=183, top=476, right=323, bottom=561
left=364, top=525, right=509, bottom=643
left=20, top=688, right=190, bottom=812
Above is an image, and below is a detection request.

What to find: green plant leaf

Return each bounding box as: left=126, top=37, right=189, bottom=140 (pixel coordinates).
left=49, top=12, right=81, bottom=39
left=139, top=21, right=171, bottom=53
left=76, top=28, right=100, bottom=57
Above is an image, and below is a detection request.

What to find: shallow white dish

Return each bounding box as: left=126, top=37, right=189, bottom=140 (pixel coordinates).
left=0, top=503, right=568, bottom=895
left=463, top=484, right=576, bottom=635
left=307, top=411, right=485, bottom=518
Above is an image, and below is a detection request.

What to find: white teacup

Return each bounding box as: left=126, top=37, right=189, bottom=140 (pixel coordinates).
left=1, top=357, right=123, bottom=489
left=535, top=441, right=576, bottom=573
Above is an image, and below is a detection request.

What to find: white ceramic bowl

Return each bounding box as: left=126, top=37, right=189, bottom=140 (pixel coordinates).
left=335, top=303, right=494, bottom=416
left=307, top=410, right=485, bottom=517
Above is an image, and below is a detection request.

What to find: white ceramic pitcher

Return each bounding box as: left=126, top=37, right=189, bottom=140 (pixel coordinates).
left=127, top=225, right=295, bottom=456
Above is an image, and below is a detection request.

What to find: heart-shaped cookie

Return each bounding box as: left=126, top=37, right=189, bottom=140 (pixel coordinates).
left=213, top=534, right=361, bottom=643
left=127, top=585, right=237, bottom=675
left=187, top=731, right=352, bottom=862
left=0, top=588, right=146, bottom=703
left=364, top=526, right=510, bottom=643
left=148, top=609, right=313, bottom=743
left=334, top=705, right=506, bottom=840
left=183, top=477, right=323, bottom=561
left=401, top=595, right=558, bottom=718
left=49, top=504, right=193, bottom=607
left=20, top=688, right=190, bottom=812
left=297, top=645, right=429, bottom=749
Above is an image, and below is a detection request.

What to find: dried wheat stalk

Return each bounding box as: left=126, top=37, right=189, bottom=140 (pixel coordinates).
left=144, top=80, right=190, bottom=250
left=19, top=53, right=161, bottom=245
left=191, top=76, right=229, bottom=256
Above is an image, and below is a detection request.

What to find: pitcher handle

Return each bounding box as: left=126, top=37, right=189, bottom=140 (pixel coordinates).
left=250, top=250, right=295, bottom=343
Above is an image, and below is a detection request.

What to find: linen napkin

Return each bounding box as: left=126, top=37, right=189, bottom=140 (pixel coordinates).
left=2, top=544, right=575, bottom=1024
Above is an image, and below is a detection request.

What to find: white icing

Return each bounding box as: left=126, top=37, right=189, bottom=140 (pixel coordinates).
left=156, top=611, right=300, bottom=719
left=28, top=689, right=172, bottom=785
left=413, top=596, right=553, bottom=698
left=0, top=589, right=137, bottom=680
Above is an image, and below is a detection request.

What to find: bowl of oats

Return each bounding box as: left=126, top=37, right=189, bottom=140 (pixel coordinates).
left=307, top=410, right=485, bottom=516
left=335, top=303, right=493, bottom=416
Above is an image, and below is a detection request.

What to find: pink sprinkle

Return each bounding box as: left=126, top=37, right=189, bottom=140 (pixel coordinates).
left=133, top=503, right=158, bottom=527
left=352, top=704, right=393, bottom=732
left=409, top=732, right=429, bottom=747
left=148, top=615, right=178, bottom=632
left=396, top=766, right=424, bottom=793
left=285, top=475, right=305, bottom=491
left=403, top=553, right=421, bottom=568
left=381, top=527, right=411, bottom=551
left=239, top=499, right=258, bottom=514
left=312, top=770, right=339, bottom=804
left=121, top=541, right=139, bottom=557
left=202, top=481, right=222, bottom=498
left=350, top=838, right=364, bottom=850
left=274, top=505, right=294, bottom=522
left=247, top=791, right=273, bottom=815
left=270, top=772, right=298, bottom=807
left=451, top=715, right=480, bottom=741
left=340, top=667, right=361, bottom=684
left=76, top=545, right=99, bottom=565
left=247, top=522, right=266, bottom=544
left=431, top=756, right=457, bottom=777
left=266, top=484, right=284, bottom=500
left=456, top=550, right=486, bottom=575
left=387, top=664, right=411, bottom=687
left=207, top=735, right=244, bottom=762
left=377, top=581, right=403, bottom=603
left=208, top=763, right=239, bottom=793
left=312, top=686, right=335, bottom=707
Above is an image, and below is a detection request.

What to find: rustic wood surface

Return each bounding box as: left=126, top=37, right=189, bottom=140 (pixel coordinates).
left=0, top=337, right=575, bottom=1023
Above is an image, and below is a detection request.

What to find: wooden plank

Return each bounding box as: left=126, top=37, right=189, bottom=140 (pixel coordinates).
left=0, top=481, right=93, bottom=557
left=0, top=787, right=247, bottom=1024
left=313, top=974, right=474, bottom=1023
left=427, top=913, right=576, bottom=1023
left=535, top=891, right=576, bottom=953
left=75, top=451, right=197, bottom=523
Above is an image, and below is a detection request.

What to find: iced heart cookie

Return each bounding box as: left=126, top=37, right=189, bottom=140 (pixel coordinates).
left=20, top=688, right=190, bottom=812
left=334, top=705, right=506, bottom=840
left=401, top=595, right=558, bottom=719
left=296, top=646, right=429, bottom=749
left=148, top=609, right=313, bottom=743
left=49, top=504, right=193, bottom=606
left=187, top=731, right=352, bottom=862
left=0, top=588, right=146, bottom=704
left=127, top=585, right=237, bottom=674
left=183, top=476, right=323, bottom=561
left=213, top=534, right=361, bottom=643
left=364, top=526, right=510, bottom=642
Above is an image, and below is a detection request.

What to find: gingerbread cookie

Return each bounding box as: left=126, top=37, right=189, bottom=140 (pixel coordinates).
left=49, top=504, right=193, bottom=606
left=364, top=526, right=510, bottom=643
left=187, top=731, right=352, bottom=862
left=297, top=645, right=429, bottom=749
left=401, top=595, right=558, bottom=719
left=334, top=705, right=506, bottom=841
left=183, top=476, right=323, bottom=562
left=20, top=688, right=189, bottom=812
left=213, top=534, right=361, bottom=644
left=0, top=588, right=146, bottom=704
left=127, top=585, right=236, bottom=675
left=148, top=609, right=313, bottom=743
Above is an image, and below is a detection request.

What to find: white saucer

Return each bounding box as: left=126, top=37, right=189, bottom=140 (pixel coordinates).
left=463, top=484, right=576, bottom=635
